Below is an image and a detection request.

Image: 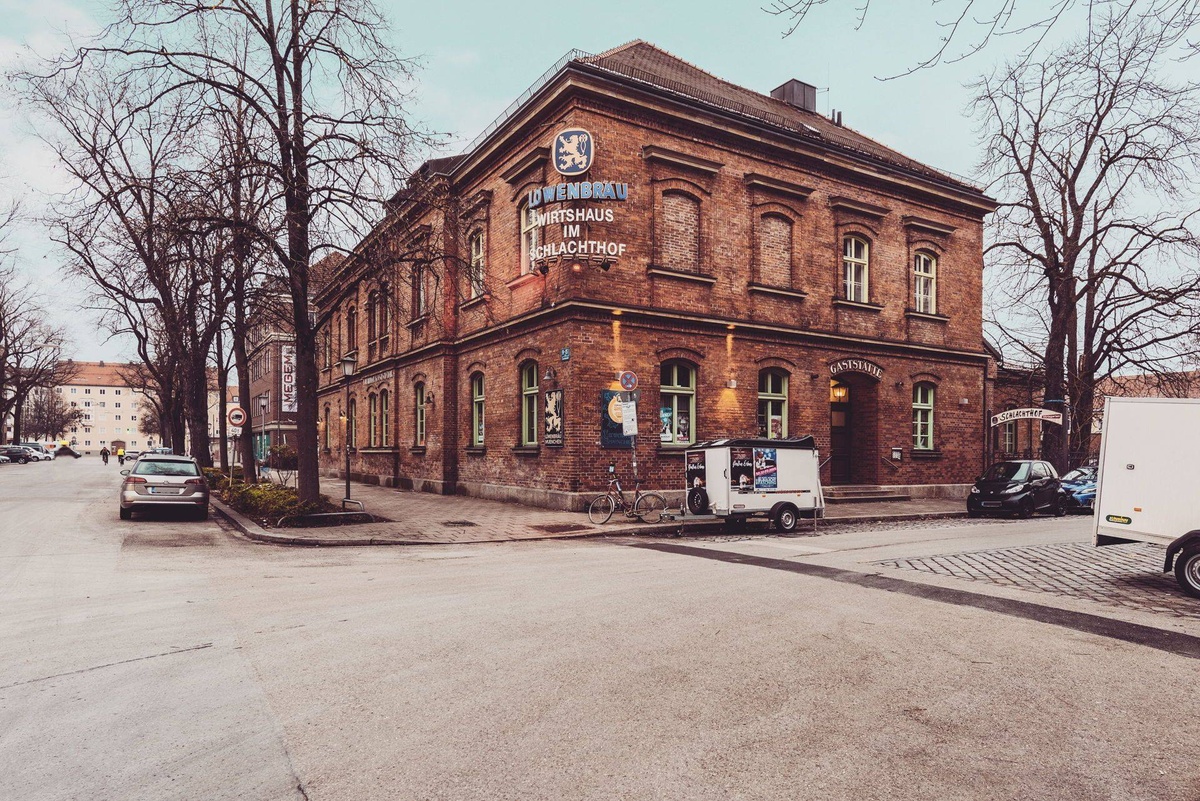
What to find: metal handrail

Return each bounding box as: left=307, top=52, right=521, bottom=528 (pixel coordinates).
left=880, top=456, right=901, bottom=471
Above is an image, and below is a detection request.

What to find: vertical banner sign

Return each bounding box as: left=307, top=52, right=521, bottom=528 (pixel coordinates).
left=600, top=390, right=634, bottom=449
left=753, top=448, right=778, bottom=490
left=730, top=447, right=754, bottom=491
left=659, top=406, right=673, bottom=443
left=686, top=451, right=707, bottom=488
left=280, top=345, right=298, bottom=413
left=544, top=389, right=564, bottom=447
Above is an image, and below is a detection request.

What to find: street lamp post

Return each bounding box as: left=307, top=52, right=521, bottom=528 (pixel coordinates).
left=257, top=395, right=268, bottom=481
left=340, top=354, right=357, bottom=504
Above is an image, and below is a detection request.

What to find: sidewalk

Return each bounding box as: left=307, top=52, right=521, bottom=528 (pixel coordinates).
left=213, top=473, right=967, bottom=546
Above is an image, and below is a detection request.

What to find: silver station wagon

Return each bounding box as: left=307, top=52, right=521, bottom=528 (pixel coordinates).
left=118, top=455, right=209, bottom=520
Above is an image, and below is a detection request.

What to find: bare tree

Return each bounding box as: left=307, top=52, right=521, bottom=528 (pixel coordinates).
left=36, top=0, right=430, bottom=501
left=765, top=0, right=1200, bottom=76
left=21, top=386, right=85, bottom=441
left=976, top=7, right=1200, bottom=468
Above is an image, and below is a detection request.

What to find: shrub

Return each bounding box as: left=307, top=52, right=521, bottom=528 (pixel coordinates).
left=220, top=482, right=335, bottom=523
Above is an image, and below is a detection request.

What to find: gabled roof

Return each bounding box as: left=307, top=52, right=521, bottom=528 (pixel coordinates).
left=60, top=360, right=141, bottom=388
left=576, top=40, right=977, bottom=193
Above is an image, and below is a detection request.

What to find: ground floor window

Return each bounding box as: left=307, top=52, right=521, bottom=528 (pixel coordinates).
left=471, top=373, right=485, bottom=446
left=913, top=383, right=935, bottom=450
left=414, top=383, right=426, bottom=447
left=757, top=370, right=788, bottom=438
left=660, top=361, right=696, bottom=445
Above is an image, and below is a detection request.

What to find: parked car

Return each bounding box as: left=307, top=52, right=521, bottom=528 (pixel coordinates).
left=0, top=445, right=36, bottom=464
left=20, top=443, right=54, bottom=461
left=1061, top=466, right=1098, bottom=514
left=968, top=459, right=1067, bottom=518
left=118, top=454, right=209, bottom=520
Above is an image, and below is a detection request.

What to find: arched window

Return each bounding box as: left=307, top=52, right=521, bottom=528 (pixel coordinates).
left=414, top=382, right=426, bottom=447
left=379, top=390, right=390, bottom=446
left=346, top=306, right=358, bottom=351
left=913, top=383, right=936, bottom=451
left=471, top=372, right=485, bottom=447
left=520, top=362, right=539, bottom=446
left=757, top=214, right=792, bottom=287
left=366, top=291, right=378, bottom=342
left=520, top=204, right=539, bottom=275
left=842, top=236, right=869, bottom=303
left=368, top=392, right=378, bottom=447
left=378, top=283, right=390, bottom=344
left=468, top=229, right=486, bottom=298
left=757, top=369, right=789, bottom=439
left=660, top=361, right=696, bottom=445
left=323, top=404, right=331, bottom=449
left=346, top=397, right=357, bottom=449
left=914, top=251, right=937, bottom=314
left=659, top=191, right=701, bottom=274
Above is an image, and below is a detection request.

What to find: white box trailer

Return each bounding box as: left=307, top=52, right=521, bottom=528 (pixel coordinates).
left=1093, top=397, right=1200, bottom=597
left=684, top=437, right=824, bottom=532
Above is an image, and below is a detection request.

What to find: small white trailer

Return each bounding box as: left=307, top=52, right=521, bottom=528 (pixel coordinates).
left=1093, top=397, right=1200, bottom=597
left=683, top=437, right=824, bottom=532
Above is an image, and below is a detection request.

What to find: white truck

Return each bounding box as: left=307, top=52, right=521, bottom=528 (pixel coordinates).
left=684, top=437, right=825, bottom=532
left=1093, top=397, right=1200, bottom=597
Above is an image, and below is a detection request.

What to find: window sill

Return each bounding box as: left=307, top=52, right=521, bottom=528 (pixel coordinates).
left=410, top=446, right=427, bottom=456
left=465, top=446, right=486, bottom=455
left=657, top=445, right=691, bottom=455
left=905, top=310, right=949, bottom=323
left=748, top=283, right=807, bottom=300
left=359, top=447, right=398, bottom=454
left=512, top=445, right=540, bottom=455
left=910, top=449, right=943, bottom=460
left=406, top=316, right=429, bottom=330
left=647, top=266, right=717, bottom=285
left=506, top=272, right=542, bottom=291
left=833, top=299, right=884, bottom=313
left=459, top=294, right=490, bottom=311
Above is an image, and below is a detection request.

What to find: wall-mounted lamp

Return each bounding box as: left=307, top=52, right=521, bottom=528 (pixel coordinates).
left=543, top=367, right=557, bottom=383
left=537, top=262, right=550, bottom=276
left=725, top=379, right=737, bottom=389
left=895, top=381, right=905, bottom=389
left=831, top=385, right=849, bottom=402
left=809, top=373, right=821, bottom=380
left=891, top=447, right=903, bottom=461
left=570, top=261, right=583, bottom=273
left=424, top=392, right=436, bottom=406
left=959, top=397, right=970, bottom=406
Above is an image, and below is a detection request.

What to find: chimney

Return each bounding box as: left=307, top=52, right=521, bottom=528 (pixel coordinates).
left=771, top=79, right=817, bottom=112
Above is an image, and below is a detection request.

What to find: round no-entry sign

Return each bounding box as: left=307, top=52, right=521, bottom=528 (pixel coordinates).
left=619, top=370, right=638, bottom=391
left=227, top=406, right=247, bottom=427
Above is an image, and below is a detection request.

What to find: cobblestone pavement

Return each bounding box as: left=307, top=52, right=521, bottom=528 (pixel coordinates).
left=875, top=541, right=1200, bottom=619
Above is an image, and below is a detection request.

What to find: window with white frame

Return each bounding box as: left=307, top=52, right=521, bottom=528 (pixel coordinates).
left=414, top=383, right=426, bottom=447
left=842, top=235, right=869, bottom=303
left=471, top=373, right=485, bottom=447
left=520, top=204, right=539, bottom=275
left=660, top=361, right=696, bottom=445
left=468, top=229, right=486, bottom=298
left=914, top=251, right=937, bottom=314
left=519, top=363, right=538, bottom=446
left=913, top=383, right=936, bottom=451
left=757, top=370, right=788, bottom=439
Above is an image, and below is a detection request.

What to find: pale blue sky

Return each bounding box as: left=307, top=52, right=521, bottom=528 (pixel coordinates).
left=0, top=0, right=1076, bottom=361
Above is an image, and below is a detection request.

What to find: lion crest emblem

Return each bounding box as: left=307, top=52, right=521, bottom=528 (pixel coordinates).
left=553, top=129, right=594, bottom=176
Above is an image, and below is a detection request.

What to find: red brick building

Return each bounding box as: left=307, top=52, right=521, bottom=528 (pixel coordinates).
left=315, top=42, right=997, bottom=509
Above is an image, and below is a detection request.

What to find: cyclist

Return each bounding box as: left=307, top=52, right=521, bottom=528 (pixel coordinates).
left=116, top=447, right=125, bottom=465
left=99, top=446, right=110, bottom=465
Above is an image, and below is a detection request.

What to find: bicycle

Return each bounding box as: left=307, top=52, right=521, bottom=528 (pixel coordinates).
left=587, top=475, right=669, bottom=525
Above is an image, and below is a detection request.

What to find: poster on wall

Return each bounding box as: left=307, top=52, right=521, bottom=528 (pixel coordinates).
left=600, top=390, right=634, bottom=449
left=544, top=389, right=564, bottom=447
left=769, top=415, right=784, bottom=439
left=675, top=412, right=690, bottom=444
left=686, top=451, right=706, bottom=488
left=730, top=447, right=754, bottom=491
left=659, top=407, right=673, bottom=443
left=621, top=401, right=638, bottom=436
left=280, top=345, right=298, bottom=413
left=753, top=448, right=778, bottom=490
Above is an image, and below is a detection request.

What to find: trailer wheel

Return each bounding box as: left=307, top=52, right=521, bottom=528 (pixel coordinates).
left=1174, top=546, right=1200, bottom=599
left=774, top=505, right=799, bottom=533
left=686, top=487, right=709, bottom=516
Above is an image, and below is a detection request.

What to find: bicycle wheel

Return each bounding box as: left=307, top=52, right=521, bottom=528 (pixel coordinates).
left=587, top=494, right=616, bottom=525
left=633, top=492, right=668, bottom=524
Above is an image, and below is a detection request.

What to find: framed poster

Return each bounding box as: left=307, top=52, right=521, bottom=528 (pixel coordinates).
left=659, top=406, right=673, bottom=443
left=686, top=451, right=706, bottom=488
left=730, top=447, right=754, bottom=491
left=600, top=390, right=634, bottom=449
left=544, top=389, right=564, bottom=447
left=753, top=447, right=778, bottom=490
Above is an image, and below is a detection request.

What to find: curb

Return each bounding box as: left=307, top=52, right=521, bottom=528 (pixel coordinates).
left=213, top=497, right=967, bottom=547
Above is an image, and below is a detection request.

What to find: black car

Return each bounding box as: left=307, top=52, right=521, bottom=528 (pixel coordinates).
left=968, top=459, right=1067, bottom=518
left=0, top=446, right=34, bottom=464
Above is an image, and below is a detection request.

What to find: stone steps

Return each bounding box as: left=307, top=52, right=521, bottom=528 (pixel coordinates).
left=824, top=485, right=913, bottom=504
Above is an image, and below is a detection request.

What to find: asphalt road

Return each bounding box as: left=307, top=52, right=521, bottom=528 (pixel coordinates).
left=2, top=458, right=1198, bottom=800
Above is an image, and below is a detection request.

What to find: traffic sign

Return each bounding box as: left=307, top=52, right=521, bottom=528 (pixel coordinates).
left=619, top=370, right=638, bottom=391
left=227, top=406, right=248, bottom=427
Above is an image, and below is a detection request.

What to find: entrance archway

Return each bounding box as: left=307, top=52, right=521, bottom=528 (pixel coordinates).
left=828, top=373, right=880, bottom=485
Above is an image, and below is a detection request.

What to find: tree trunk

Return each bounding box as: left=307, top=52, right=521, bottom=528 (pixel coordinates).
left=11, top=394, right=24, bottom=444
